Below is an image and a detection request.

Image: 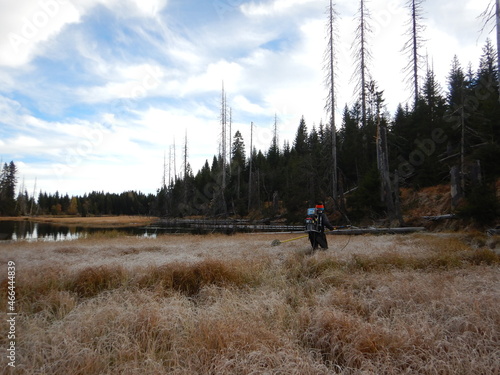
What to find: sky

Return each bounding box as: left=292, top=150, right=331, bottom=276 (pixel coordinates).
left=0, top=0, right=495, bottom=197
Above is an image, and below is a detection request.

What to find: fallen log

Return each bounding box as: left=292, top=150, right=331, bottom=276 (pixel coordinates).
left=328, top=227, right=426, bottom=235
left=422, top=214, right=457, bottom=221
left=487, top=228, right=500, bottom=236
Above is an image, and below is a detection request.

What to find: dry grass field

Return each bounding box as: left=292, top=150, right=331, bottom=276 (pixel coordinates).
left=1, top=232, right=499, bottom=374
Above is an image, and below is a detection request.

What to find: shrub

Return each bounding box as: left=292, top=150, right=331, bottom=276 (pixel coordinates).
left=346, top=167, right=385, bottom=221
left=458, top=183, right=499, bottom=225
left=137, top=259, right=261, bottom=296
left=67, top=265, right=127, bottom=298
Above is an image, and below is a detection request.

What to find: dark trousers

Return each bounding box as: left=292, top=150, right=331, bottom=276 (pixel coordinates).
left=308, top=231, right=328, bottom=250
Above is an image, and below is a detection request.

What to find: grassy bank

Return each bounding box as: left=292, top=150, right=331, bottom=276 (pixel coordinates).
left=1, top=233, right=499, bottom=374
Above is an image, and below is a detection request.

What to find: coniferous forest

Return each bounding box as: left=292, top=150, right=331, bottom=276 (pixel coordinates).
left=156, top=40, right=500, bottom=224
left=1, top=21, right=500, bottom=225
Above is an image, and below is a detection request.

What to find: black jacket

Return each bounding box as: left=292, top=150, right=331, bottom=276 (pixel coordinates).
left=318, top=212, right=334, bottom=232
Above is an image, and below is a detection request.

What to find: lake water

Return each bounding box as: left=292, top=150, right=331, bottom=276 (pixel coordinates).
left=0, top=220, right=305, bottom=242
left=0, top=221, right=159, bottom=242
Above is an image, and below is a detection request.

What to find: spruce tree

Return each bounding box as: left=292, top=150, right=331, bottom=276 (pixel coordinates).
left=338, top=103, right=362, bottom=187
left=411, top=67, right=447, bottom=186
left=474, top=39, right=500, bottom=143
left=230, top=130, right=246, bottom=213
left=0, top=162, right=18, bottom=216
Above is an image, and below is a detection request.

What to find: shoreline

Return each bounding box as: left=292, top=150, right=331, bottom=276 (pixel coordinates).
left=0, top=215, right=157, bottom=228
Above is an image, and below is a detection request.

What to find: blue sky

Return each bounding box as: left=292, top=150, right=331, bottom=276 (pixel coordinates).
left=0, top=0, right=494, bottom=196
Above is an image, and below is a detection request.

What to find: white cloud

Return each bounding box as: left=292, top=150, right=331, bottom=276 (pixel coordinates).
left=67, top=0, right=168, bottom=18
left=76, top=63, right=165, bottom=103
left=129, top=0, right=169, bottom=17
left=183, top=60, right=243, bottom=96
left=133, top=106, right=220, bottom=168
left=241, top=0, right=318, bottom=17
left=233, top=95, right=267, bottom=115
left=0, top=0, right=170, bottom=68
left=0, top=0, right=80, bottom=67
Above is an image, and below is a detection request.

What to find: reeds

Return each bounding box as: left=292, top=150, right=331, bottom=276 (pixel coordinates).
left=1, top=233, right=499, bottom=374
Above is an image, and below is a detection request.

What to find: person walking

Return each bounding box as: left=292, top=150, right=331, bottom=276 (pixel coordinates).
left=306, top=203, right=334, bottom=250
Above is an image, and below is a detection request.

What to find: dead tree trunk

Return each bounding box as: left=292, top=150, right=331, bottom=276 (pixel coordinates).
left=359, top=0, right=368, bottom=129
left=393, top=170, right=404, bottom=225
left=217, top=82, right=228, bottom=216
left=248, top=122, right=253, bottom=213
left=377, top=117, right=396, bottom=220
left=497, top=0, right=500, bottom=101
left=326, top=0, right=338, bottom=202
left=403, top=0, right=425, bottom=107
left=183, top=130, right=189, bottom=210
left=351, top=0, right=372, bottom=130
left=450, top=165, right=463, bottom=209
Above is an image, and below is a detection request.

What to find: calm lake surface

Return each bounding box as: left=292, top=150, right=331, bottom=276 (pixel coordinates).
left=0, top=221, right=157, bottom=242
left=0, top=220, right=304, bottom=242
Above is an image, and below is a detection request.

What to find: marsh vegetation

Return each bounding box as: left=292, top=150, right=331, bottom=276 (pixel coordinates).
left=1, top=232, right=499, bottom=374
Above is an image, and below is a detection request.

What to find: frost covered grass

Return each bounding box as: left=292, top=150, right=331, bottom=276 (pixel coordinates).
left=0, top=233, right=499, bottom=374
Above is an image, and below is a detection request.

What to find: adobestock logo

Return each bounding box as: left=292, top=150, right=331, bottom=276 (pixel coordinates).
left=391, top=127, right=448, bottom=182
left=213, top=0, right=245, bottom=21
left=52, top=124, right=105, bottom=179
left=8, top=0, right=69, bottom=54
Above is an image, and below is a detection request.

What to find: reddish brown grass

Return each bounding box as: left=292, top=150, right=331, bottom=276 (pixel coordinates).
left=0, top=233, right=499, bottom=374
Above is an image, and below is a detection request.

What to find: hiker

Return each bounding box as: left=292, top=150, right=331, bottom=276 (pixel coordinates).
left=306, top=203, right=334, bottom=250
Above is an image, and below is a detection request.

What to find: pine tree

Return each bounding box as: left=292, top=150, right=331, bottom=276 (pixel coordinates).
left=479, top=0, right=500, bottom=100
left=474, top=39, right=500, bottom=143
left=469, top=39, right=500, bottom=184
left=391, top=103, right=413, bottom=163
left=267, top=117, right=281, bottom=216
left=294, top=116, right=309, bottom=155
left=268, top=114, right=280, bottom=166
left=446, top=55, right=469, bottom=148
left=0, top=162, right=18, bottom=216
left=338, top=105, right=361, bottom=187
left=231, top=130, right=246, bottom=210
left=285, top=117, right=313, bottom=219
left=411, top=66, right=448, bottom=186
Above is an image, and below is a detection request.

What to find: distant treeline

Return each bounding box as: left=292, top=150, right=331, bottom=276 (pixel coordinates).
left=1, top=41, right=499, bottom=223
left=0, top=176, right=156, bottom=217
left=36, top=191, right=157, bottom=217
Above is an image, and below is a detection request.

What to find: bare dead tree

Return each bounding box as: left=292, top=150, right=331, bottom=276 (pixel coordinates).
left=172, top=137, right=177, bottom=182
left=402, top=0, right=426, bottom=107
left=372, top=84, right=397, bottom=222
left=29, top=177, right=37, bottom=216
left=183, top=130, right=188, bottom=181
left=324, top=0, right=339, bottom=202
left=272, top=113, right=279, bottom=152
left=351, top=0, right=372, bottom=129
left=248, top=121, right=253, bottom=212
left=228, top=107, right=232, bottom=176
left=162, top=150, right=167, bottom=189
left=218, top=82, right=228, bottom=216
left=220, top=82, right=227, bottom=192
left=168, top=143, right=173, bottom=186
left=183, top=130, right=189, bottom=207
